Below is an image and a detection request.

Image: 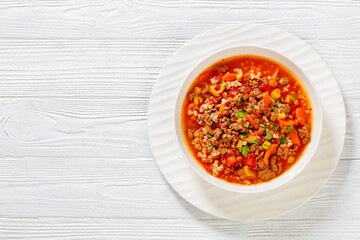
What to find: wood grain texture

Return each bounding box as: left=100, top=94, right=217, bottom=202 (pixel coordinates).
left=0, top=0, right=358, bottom=238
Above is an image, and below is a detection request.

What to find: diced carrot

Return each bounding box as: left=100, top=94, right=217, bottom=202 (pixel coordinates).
left=263, top=91, right=271, bottom=110
left=223, top=73, right=237, bottom=82
left=296, top=106, right=308, bottom=125
left=242, top=135, right=257, bottom=142
left=246, top=114, right=258, bottom=129
left=219, top=103, right=225, bottom=116
left=225, top=154, right=238, bottom=166
left=269, top=66, right=279, bottom=87
left=264, top=143, right=278, bottom=165
left=276, top=117, right=297, bottom=126
left=290, top=128, right=301, bottom=145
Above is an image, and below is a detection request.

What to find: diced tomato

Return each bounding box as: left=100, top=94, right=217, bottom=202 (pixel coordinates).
left=244, top=87, right=252, bottom=95
left=215, top=85, right=220, bottom=91
left=245, top=153, right=257, bottom=168
left=187, top=103, right=195, bottom=115
left=253, top=110, right=261, bottom=117
left=229, top=88, right=239, bottom=98
left=259, top=84, right=274, bottom=92
left=225, top=153, right=238, bottom=166
left=281, top=89, right=288, bottom=98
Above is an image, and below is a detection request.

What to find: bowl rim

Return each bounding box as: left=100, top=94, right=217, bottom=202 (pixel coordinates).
left=173, top=45, right=323, bottom=193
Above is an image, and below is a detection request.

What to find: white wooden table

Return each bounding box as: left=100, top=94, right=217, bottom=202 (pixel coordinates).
left=0, top=1, right=359, bottom=239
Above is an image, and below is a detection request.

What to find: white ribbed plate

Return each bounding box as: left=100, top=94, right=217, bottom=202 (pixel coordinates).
left=147, top=24, right=346, bottom=221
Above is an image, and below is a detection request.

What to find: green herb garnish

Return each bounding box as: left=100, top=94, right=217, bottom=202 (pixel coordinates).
left=248, top=141, right=258, bottom=145
left=266, top=128, right=273, bottom=140
left=239, top=97, right=244, bottom=104
left=273, top=125, right=278, bottom=132
left=277, top=77, right=279, bottom=80
left=208, top=111, right=211, bottom=114
left=235, top=111, right=246, bottom=118
left=239, top=146, right=250, bottom=157
left=280, top=137, right=287, bottom=144
left=206, top=134, right=213, bottom=138
left=226, top=152, right=230, bottom=156
left=295, top=129, right=298, bottom=134
left=286, top=125, right=293, bottom=133
left=293, top=95, right=296, bottom=101
left=207, top=146, right=214, bottom=151
left=239, top=131, right=248, bottom=137
left=260, top=123, right=267, bottom=128
left=227, top=121, right=231, bottom=125
left=237, top=78, right=241, bottom=82
left=254, top=105, right=259, bottom=110
left=275, top=100, right=280, bottom=105
left=271, top=105, right=276, bottom=112
left=256, top=119, right=259, bottom=124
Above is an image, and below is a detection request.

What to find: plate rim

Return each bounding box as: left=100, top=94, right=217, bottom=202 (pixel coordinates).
left=147, top=23, right=346, bottom=221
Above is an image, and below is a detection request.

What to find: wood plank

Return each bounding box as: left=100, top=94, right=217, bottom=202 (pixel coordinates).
left=0, top=218, right=359, bottom=239
left=0, top=158, right=358, bottom=220
left=0, top=0, right=357, bottom=39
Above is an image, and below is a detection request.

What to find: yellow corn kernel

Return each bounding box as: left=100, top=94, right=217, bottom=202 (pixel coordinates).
left=245, top=107, right=253, bottom=114
left=286, top=94, right=298, bottom=104
left=223, top=92, right=227, bottom=98
left=278, top=112, right=286, bottom=119
left=237, top=118, right=242, bottom=124
left=194, top=87, right=201, bottom=95
left=242, top=136, right=256, bottom=142
left=234, top=68, right=243, bottom=79
left=262, top=140, right=271, bottom=149
left=243, top=94, right=249, bottom=100
left=288, top=156, right=295, bottom=163
left=271, top=88, right=281, bottom=100
left=244, top=166, right=256, bottom=178
left=198, top=96, right=203, bottom=104
left=285, top=95, right=291, bottom=103
left=280, top=125, right=287, bottom=133
left=194, top=96, right=199, bottom=105
left=193, top=131, right=200, bottom=137
left=236, top=140, right=244, bottom=148
left=204, top=125, right=213, bottom=134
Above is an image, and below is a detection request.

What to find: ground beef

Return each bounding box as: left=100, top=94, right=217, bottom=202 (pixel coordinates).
left=298, top=124, right=311, bottom=144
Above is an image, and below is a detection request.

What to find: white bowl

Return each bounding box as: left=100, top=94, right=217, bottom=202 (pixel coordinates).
left=174, top=46, right=323, bottom=193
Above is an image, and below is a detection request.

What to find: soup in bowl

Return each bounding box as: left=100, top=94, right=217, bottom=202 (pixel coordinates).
left=174, top=46, right=322, bottom=193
